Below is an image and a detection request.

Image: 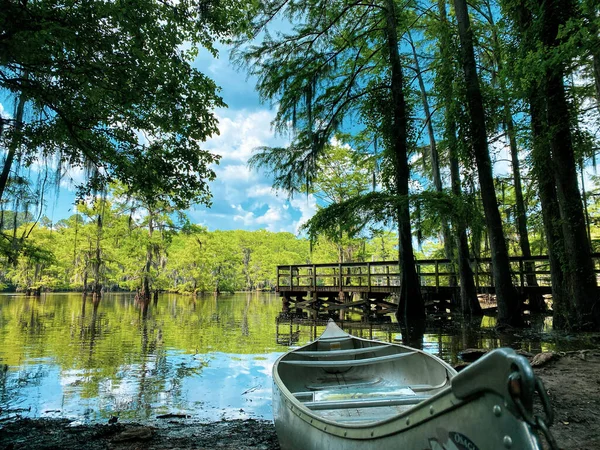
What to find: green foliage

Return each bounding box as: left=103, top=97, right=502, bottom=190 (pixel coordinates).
left=0, top=193, right=405, bottom=293
left=0, top=0, right=255, bottom=219
left=303, top=192, right=400, bottom=243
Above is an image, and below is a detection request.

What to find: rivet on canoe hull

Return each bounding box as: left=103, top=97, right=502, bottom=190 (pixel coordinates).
left=429, top=406, right=434, bottom=415
left=493, top=405, right=502, bottom=417
left=371, top=431, right=374, bottom=437
left=406, top=417, right=410, bottom=426
left=503, top=436, right=513, bottom=448
left=344, top=432, right=347, bottom=437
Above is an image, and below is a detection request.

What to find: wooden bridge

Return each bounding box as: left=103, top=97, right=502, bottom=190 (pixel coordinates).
left=276, top=254, right=600, bottom=320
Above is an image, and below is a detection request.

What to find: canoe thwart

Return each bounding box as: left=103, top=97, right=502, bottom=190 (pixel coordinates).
left=293, top=345, right=391, bottom=358
left=280, top=351, right=416, bottom=368
left=305, top=377, right=384, bottom=391
left=302, top=395, right=430, bottom=410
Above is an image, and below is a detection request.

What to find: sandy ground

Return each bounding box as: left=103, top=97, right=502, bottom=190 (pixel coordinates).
left=0, top=351, right=598, bottom=449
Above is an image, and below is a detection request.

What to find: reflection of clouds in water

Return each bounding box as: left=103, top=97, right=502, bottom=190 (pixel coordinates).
left=180, top=352, right=280, bottom=421
left=49, top=353, right=277, bottom=421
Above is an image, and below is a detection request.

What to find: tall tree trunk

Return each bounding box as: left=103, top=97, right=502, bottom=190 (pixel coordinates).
left=437, top=0, right=480, bottom=315
left=384, top=0, right=424, bottom=320
left=507, top=1, right=569, bottom=325
left=408, top=31, right=456, bottom=290
left=141, top=213, right=154, bottom=303
left=92, top=213, right=103, bottom=299
left=530, top=94, right=569, bottom=325
left=0, top=77, right=26, bottom=202
left=504, top=106, right=545, bottom=311
left=453, top=0, right=521, bottom=326
left=83, top=270, right=88, bottom=296
left=540, top=0, right=598, bottom=328
left=450, top=150, right=481, bottom=315
left=504, top=116, right=547, bottom=312
left=484, top=1, right=544, bottom=311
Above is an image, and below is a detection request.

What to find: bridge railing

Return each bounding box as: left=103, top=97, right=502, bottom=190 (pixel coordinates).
left=276, top=261, right=401, bottom=290
left=276, top=254, right=600, bottom=292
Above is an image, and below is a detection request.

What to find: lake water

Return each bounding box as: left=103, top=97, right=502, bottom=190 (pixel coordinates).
left=0, top=292, right=594, bottom=424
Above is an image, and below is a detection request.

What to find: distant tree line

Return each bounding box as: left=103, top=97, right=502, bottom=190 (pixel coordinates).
left=0, top=193, right=399, bottom=298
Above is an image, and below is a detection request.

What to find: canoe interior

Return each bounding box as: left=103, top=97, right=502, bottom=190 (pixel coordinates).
left=277, top=332, right=453, bottom=425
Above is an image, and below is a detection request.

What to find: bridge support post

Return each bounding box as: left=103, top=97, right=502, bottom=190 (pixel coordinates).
left=338, top=290, right=345, bottom=321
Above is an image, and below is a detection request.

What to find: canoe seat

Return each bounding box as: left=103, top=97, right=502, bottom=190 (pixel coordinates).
left=293, top=345, right=391, bottom=358
left=280, top=351, right=416, bottom=368
left=317, top=336, right=354, bottom=352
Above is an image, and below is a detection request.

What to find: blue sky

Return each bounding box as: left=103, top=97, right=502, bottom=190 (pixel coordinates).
left=2, top=43, right=317, bottom=234
left=183, top=44, right=317, bottom=234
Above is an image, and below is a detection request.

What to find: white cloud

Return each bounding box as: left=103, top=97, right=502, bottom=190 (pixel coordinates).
left=0, top=102, right=10, bottom=120
left=186, top=105, right=318, bottom=233
left=233, top=210, right=256, bottom=226
left=289, top=195, right=318, bottom=234
left=246, top=184, right=276, bottom=199
left=205, top=109, right=283, bottom=162
left=215, top=164, right=256, bottom=183
left=255, top=206, right=283, bottom=226
left=230, top=202, right=291, bottom=232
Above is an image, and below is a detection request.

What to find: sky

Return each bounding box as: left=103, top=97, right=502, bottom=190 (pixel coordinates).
left=11, top=43, right=318, bottom=235
left=182, top=45, right=318, bottom=234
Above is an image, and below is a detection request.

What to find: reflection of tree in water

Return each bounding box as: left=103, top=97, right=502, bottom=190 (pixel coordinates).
left=88, top=299, right=101, bottom=359
left=130, top=301, right=208, bottom=418
left=17, top=297, right=43, bottom=335
left=275, top=317, right=302, bottom=346
left=210, top=292, right=220, bottom=323
left=400, top=319, right=425, bottom=350
left=76, top=295, right=103, bottom=365
left=241, top=293, right=251, bottom=337
left=0, top=292, right=304, bottom=419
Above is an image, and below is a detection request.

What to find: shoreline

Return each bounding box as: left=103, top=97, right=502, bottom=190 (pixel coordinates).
left=1, top=351, right=599, bottom=449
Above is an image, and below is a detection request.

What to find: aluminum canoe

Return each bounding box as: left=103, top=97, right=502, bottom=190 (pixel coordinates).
left=272, top=319, right=552, bottom=450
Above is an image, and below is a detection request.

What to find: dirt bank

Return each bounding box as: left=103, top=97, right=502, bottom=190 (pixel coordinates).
left=1, top=351, right=598, bottom=450
left=0, top=418, right=280, bottom=450
left=532, top=350, right=600, bottom=450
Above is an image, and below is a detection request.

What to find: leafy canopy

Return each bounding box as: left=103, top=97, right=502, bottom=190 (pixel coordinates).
left=1, top=0, right=252, bottom=208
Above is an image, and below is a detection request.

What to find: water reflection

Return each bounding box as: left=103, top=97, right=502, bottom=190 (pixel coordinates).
left=0, top=292, right=284, bottom=423
left=274, top=312, right=596, bottom=365
left=0, top=292, right=596, bottom=424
